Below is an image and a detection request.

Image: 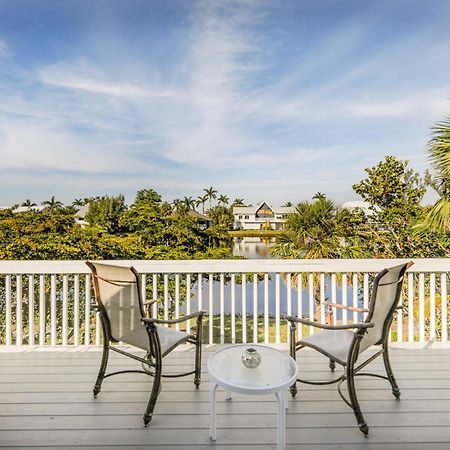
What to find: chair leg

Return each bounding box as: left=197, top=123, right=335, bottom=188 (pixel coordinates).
left=289, top=323, right=298, bottom=398
left=194, top=316, right=204, bottom=389
left=93, top=341, right=109, bottom=398
left=346, top=360, right=369, bottom=437
left=194, top=336, right=202, bottom=389
left=382, top=343, right=401, bottom=399
left=143, top=353, right=162, bottom=427
left=329, top=359, right=336, bottom=372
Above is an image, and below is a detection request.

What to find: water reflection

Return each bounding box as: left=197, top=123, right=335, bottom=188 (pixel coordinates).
left=232, top=237, right=275, bottom=259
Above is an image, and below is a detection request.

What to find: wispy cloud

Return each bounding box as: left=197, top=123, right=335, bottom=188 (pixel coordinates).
left=0, top=0, right=449, bottom=205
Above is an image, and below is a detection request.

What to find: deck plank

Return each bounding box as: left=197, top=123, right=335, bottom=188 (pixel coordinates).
left=1, top=345, right=450, bottom=449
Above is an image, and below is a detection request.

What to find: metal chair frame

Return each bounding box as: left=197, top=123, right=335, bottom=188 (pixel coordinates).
left=87, top=262, right=205, bottom=426
left=286, top=262, right=412, bottom=436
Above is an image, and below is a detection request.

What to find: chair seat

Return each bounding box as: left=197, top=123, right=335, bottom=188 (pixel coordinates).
left=300, top=329, right=355, bottom=366
left=119, top=323, right=191, bottom=357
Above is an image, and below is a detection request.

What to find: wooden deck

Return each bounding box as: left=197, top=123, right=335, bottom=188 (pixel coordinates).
left=1, top=345, right=450, bottom=449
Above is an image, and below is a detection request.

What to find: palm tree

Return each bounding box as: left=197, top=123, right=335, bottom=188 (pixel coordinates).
left=271, top=198, right=364, bottom=259
left=421, top=119, right=450, bottom=231
left=41, top=196, right=63, bottom=211
left=72, top=198, right=85, bottom=208
left=218, top=194, right=229, bottom=205
left=196, top=194, right=208, bottom=214
left=204, top=187, right=217, bottom=211
left=21, top=199, right=37, bottom=210
left=183, top=196, right=196, bottom=210
left=232, top=198, right=245, bottom=207
left=283, top=201, right=293, bottom=207
left=312, top=192, right=326, bottom=201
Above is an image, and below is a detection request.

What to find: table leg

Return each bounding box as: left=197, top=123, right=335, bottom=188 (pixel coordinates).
left=209, top=382, right=218, bottom=440
left=275, top=391, right=286, bottom=450
left=225, top=390, right=232, bottom=400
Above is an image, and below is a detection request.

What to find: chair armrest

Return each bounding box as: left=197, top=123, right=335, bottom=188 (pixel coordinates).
left=142, top=310, right=206, bottom=325
left=284, top=315, right=374, bottom=330
left=327, top=303, right=369, bottom=313
left=143, top=300, right=157, bottom=308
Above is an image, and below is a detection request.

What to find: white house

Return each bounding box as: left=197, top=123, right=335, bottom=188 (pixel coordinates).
left=233, top=202, right=294, bottom=230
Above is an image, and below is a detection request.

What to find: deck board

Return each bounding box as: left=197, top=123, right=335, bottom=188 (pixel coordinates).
left=1, top=345, right=450, bottom=449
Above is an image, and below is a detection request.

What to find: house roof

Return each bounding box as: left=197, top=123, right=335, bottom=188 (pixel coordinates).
left=233, top=201, right=294, bottom=215
left=74, top=204, right=90, bottom=218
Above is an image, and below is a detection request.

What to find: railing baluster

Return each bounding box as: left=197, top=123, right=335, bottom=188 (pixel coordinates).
left=264, top=273, right=269, bottom=344
left=342, top=273, right=348, bottom=325
left=197, top=273, right=203, bottom=310
left=319, top=273, right=325, bottom=324
left=175, top=274, right=180, bottom=331
left=308, top=273, right=314, bottom=335
left=220, top=273, right=225, bottom=343
left=408, top=272, right=414, bottom=343
left=275, top=273, right=280, bottom=344
left=352, top=274, right=358, bottom=324
left=231, top=274, right=236, bottom=344
left=16, top=275, right=23, bottom=346
left=5, top=275, right=12, bottom=346
left=28, top=275, right=34, bottom=346
left=286, top=273, right=292, bottom=344
left=209, top=274, right=213, bottom=345
left=441, top=273, right=448, bottom=342
left=62, top=275, right=68, bottom=346
left=163, top=274, right=169, bottom=324
left=186, top=274, right=191, bottom=335
left=331, top=273, right=336, bottom=326
left=419, top=273, right=425, bottom=343
left=152, top=274, right=158, bottom=318
left=39, top=275, right=45, bottom=345
left=429, top=273, right=436, bottom=342
left=74, top=274, right=79, bottom=346
left=242, top=274, right=247, bottom=344
left=85, top=274, right=91, bottom=346
left=253, top=273, right=258, bottom=343
left=363, top=273, right=369, bottom=320
left=297, top=273, right=303, bottom=340
left=50, top=274, right=57, bottom=346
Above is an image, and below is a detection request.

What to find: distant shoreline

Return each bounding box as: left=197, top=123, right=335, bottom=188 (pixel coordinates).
left=228, top=230, right=285, bottom=238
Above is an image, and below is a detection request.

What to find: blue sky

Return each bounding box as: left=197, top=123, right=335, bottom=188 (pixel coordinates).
left=0, top=0, right=449, bottom=207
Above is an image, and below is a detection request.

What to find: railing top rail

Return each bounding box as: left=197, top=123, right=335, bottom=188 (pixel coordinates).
left=0, top=259, right=448, bottom=274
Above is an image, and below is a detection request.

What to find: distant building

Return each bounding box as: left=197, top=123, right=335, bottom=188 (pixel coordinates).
left=233, top=202, right=294, bottom=230
left=186, top=210, right=211, bottom=230
left=74, top=204, right=90, bottom=227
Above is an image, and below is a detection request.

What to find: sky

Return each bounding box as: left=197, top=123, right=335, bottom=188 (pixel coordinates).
left=0, top=0, right=449, bottom=207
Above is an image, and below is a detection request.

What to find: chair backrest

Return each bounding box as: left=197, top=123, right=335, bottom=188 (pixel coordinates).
left=359, top=262, right=411, bottom=352
left=86, top=261, right=145, bottom=343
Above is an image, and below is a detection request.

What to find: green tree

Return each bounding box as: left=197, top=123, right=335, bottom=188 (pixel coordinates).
left=183, top=196, right=196, bottom=211
left=21, top=199, right=37, bottom=210
left=271, top=198, right=365, bottom=259
left=85, top=195, right=127, bottom=234
left=312, top=192, right=326, bottom=201
left=196, top=194, right=208, bottom=213
left=218, top=194, right=229, bottom=205
left=353, top=156, right=448, bottom=257
left=41, top=196, right=63, bottom=211
left=204, top=187, right=217, bottom=211
left=72, top=198, right=85, bottom=208
left=421, top=119, right=450, bottom=232
left=232, top=198, right=245, bottom=207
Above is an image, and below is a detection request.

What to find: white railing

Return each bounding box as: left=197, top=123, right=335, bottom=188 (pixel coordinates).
left=0, top=259, right=448, bottom=347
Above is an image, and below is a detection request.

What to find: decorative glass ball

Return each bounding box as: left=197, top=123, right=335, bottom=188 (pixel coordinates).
left=241, top=347, right=261, bottom=369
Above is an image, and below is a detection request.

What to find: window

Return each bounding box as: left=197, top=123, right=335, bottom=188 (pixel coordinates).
left=245, top=215, right=249, bottom=219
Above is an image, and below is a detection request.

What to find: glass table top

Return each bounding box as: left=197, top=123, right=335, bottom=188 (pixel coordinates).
left=207, top=344, right=297, bottom=393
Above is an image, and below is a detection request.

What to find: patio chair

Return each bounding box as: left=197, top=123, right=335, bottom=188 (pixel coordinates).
left=86, top=261, right=206, bottom=426
left=285, top=261, right=413, bottom=436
